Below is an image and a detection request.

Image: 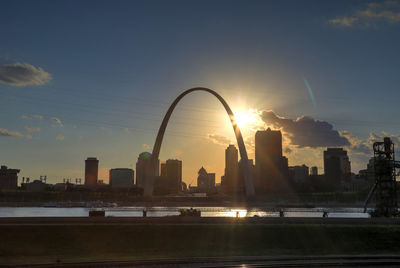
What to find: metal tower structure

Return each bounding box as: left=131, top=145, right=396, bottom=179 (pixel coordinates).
left=364, top=137, right=399, bottom=217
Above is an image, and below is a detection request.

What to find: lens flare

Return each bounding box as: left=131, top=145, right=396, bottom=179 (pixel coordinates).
left=303, top=77, right=317, bottom=109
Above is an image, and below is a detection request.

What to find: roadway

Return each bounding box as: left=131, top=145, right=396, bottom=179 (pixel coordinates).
left=5, top=255, right=400, bottom=267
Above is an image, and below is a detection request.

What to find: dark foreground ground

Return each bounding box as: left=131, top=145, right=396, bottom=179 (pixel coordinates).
left=1, top=217, right=400, bottom=266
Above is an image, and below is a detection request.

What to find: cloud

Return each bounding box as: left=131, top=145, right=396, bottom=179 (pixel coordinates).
left=0, top=128, right=32, bottom=139
left=340, top=130, right=371, bottom=155
left=345, top=131, right=400, bottom=156
left=328, top=16, right=359, bottom=27
left=329, top=1, right=400, bottom=27
left=207, top=134, right=231, bottom=146
left=51, top=117, right=63, bottom=127
left=0, top=62, right=51, bottom=86
left=24, top=127, right=40, bottom=133
left=21, top=114, right=43, bottom=120
left=142, top=144, right=151, bottom=150
left=260, top=110, right=350, bottom=148
left=56, top=134, right=64, bottom=141
left=32, top=114, right=43, bottom=120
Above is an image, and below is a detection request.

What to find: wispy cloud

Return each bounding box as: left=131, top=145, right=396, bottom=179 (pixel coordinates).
left=0, top=62, right=51, bottom=86
left=0, top=128, right=32, bottom=139
left=142, top=144, right=151, bottom=150
left=329, top=0, right=400, bottom=27
left=24, top=127, right=40, bottom=133
left=32, top=114, right=43, bottom=120
left=56, top=134, right=65, bottom=141
left=207, top=134, right=231, bottom=146
left=51, top=117, right=63, bottom=127
left=21, top=114, right=43, bottom=120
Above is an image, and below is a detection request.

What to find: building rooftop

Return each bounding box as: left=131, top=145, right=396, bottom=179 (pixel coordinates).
left=139, top=152, right=152, bottom=160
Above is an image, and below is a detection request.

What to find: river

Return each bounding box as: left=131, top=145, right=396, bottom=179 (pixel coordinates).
left=0, top=206, right=370, bottom=218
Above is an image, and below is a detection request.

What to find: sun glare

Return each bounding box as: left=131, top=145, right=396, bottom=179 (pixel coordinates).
left=234, top=110, right=258, bottom=129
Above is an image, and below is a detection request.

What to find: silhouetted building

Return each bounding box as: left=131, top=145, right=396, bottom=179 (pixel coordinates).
left=324, top=148, right=351, bottom=187
left=310, top=166, right=318, bottom=176
left=164, top=159, right=182, bottom=191
left=255, top=128, right=289, bottom=192
left=85, top=157, right=98, bottom=187
left=153, top=159, right=183, bottom=194
left=359, top=157, right=375, bottom=182
left=0, top=165, right=19, bottom=190
left=136, top=152, right=159, bottom=196
left=197, top=167, right=215, bottom=192
left=289, top=165, right=309, bottom=183
left=222, top=144, right=239, bottom=192
left=23, top=179, right=48, bottom=192
left=160, top=162, right=166, bottom=177
left=109, top=168, right=134, bottom=189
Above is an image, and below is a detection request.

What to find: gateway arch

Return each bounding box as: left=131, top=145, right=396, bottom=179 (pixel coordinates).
left=145, top=87, right=255, bottom=197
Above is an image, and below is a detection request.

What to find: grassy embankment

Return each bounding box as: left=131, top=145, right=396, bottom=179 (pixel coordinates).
left=1, top=223, right=400, bottom=265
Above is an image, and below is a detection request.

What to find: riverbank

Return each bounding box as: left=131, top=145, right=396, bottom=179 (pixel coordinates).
left=0, top=216, right=398, bottom=225
left=1, top=217, right=400, bottom=265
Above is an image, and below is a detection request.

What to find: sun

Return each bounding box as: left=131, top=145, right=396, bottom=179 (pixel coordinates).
left=234, top=110, right=258, bottom=129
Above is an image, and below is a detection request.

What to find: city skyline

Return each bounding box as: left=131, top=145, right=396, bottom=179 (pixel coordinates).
left=2, top=0, right=400, bottom=185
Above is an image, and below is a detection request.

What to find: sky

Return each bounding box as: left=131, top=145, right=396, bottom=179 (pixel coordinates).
left=1, top=0, right=400, bottom=186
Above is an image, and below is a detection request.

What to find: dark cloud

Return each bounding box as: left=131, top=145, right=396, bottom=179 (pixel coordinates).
left=0, top=128, right=32, bottom=139
left=0, top=62, right=51, bottom=86
left=260, top=110, right=350, bottom=148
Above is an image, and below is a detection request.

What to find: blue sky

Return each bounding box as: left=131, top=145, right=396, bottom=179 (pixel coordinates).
left=1, top=0, right=400, bottom=185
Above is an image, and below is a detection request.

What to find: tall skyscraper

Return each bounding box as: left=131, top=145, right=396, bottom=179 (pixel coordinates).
left=164, top=159, right=182, bottom=191
left=324, top=148, right=351, bottom=186
left=136, top=152, right=152, bottom=189
left=255, top=128, right=288, bottom=192
left=85, top=157, right=98, bottom=187
left=222, top=144, right=239, bottom=192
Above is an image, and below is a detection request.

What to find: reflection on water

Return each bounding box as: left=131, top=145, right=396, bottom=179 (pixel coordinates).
left=0, top=206, right=370, bottom=218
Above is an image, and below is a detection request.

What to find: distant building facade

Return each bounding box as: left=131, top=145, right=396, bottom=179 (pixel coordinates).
left=255, top=128, right=289, bottom=192
left=310, top=166, right=318, bottom=176
left=237, top=158, right=255, bottom=194
left=289, top=165, right=309, bottom=183
left=85, top=157, right=99, bottom=187
left=24, top=180, right=48, bottom=192
left=0, top=165, right=19, bottom=190
left=197, top=167, right=215, bottom=192
left=109, top=168, right=134, bottom=189
left=324, top=148, right=351, bottom=187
